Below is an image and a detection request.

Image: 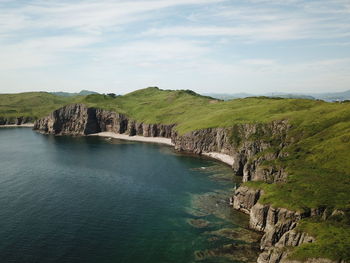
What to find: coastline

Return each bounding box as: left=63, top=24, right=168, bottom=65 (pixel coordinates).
left=89, top=131, right=175, bottom=146
left=90, top=131, right=234, bottom=166
left=202, top=152, right=235, bottom=166
left=0, top=123, right=34, bottom=128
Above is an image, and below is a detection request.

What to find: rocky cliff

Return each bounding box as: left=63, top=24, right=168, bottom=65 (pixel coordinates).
left=34, top=104, right=174, bottom=137
left=232, top=186, right=339, bottom=263
left=33, top=103, right=328, bottom=263
left=0, top=116, right=35, bottom=125
left=172, top=121, right=290, bottom=183
left=34, top=104, right=291, bottom=185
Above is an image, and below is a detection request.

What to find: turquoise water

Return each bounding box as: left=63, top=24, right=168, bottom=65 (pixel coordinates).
left=0, top=128, right=260, bottom=263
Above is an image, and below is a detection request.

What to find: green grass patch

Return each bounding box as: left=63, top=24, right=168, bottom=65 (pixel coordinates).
left=290, top=218, right=350, bottom=261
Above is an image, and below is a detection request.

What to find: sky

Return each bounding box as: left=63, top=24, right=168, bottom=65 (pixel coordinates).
left=0, top=0, right=349, bottom=95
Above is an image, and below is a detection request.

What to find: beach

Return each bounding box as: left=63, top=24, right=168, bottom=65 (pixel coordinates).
left=0, top=123, right=34, bottom=128
left=90, top=132, right=174, bottom=146
left=91, top=132, right=234, bottom=166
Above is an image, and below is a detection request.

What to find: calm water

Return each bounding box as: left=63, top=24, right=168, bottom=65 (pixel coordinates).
left=0, top=128, right=259, bottom=263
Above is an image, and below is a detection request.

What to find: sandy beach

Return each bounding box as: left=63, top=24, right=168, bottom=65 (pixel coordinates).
left=90, top=132, right=174, bottom=146
left=0, top=123, right=34, bottom=128
left=202, top=152, right=235, bottom=166
left=91, top=132, right=234, bottom=166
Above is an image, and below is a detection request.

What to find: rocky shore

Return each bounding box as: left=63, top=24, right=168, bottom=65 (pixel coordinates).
left=32, top=103, right=340, bottom=263
left=0, top=116, right=35, bottom=126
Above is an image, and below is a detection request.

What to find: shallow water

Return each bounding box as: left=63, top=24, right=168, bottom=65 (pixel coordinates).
left=0, top=128, right=260, bottom=263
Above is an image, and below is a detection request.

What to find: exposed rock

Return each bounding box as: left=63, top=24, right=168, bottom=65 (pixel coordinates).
left=34, top=104, right=92, bottom=135
left=233, top=186, right=261, bottom=214
left=230, top=183, right=324, bottom=263
left=275, top=229, right=315, bottom=248
left=173, top=121, right=291, bottom=183
left=257, top=247, right=288, bottom=263
left=34, top=104, right=175, bottom=138
left=0, top=116, right=35, bottom=125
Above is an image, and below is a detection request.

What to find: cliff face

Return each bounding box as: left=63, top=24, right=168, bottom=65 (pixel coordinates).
left=0, top=116, right=35, bottom=125
left=172, top=121, right=290, bottom=183
left=33, top=103, right=321, bottom=263
left=232, top=186, right=333, bottom=263
left=34, top=104, right=174, bottom=137
left=35, top=105, right=291, bottom=185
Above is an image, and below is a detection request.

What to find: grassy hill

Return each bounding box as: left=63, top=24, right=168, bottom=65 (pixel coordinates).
left=0, top=92, right=78, bottom=120
left=1, top=87, right=350, bottom=261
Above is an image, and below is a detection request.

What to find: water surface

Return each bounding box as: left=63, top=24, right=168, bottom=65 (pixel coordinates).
left=0, top=128, right=260, bottom=263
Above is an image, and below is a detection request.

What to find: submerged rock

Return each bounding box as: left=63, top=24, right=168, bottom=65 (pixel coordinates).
left=187, top=219, right=211, bottom=228
left=194, top=243, right=260, bottom=263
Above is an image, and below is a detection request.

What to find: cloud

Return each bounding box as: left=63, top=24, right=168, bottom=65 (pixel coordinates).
left=0, top=0, right=349, bottom=93
left=93, top=39, right=209, bottom=69
left=0, top=0, right=225, bottom=35
left=0, top=35, right=99, bottom=70
left=143, top=24, right=303, bottom=41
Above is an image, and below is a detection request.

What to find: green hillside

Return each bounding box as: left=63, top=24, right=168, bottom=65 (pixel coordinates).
left=0, top=92, right=78, bottom=120
left=1, top=87, right=350, bottom=261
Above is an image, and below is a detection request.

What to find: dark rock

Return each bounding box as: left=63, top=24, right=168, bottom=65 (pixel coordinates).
left=233, top=186, right=261, bottom=214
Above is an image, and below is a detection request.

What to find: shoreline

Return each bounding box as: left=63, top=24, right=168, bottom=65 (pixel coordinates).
left=0, top=123, right=34, bottom=128
left=90, top=131, right=234, bottom=166
left=202, top=152, right=235, bottom=166
left=89, top=132, right=175, bottom=146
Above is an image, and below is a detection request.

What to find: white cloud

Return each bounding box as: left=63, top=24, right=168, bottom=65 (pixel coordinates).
left=143, top=24, right=303, bottom=41
left=0, top=35, right=99, bottom=70
left=0, top=0, right=225, bottom=35
left=0, top=0, right=349, bottom=93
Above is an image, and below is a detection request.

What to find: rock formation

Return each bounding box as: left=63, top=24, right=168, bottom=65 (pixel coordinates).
left=0, top=116, right=35, bottom=125
left=34, top=104, right=174, bottom=137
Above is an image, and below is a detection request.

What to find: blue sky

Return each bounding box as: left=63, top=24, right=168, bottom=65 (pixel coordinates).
left=0, top=0, right=349, bottom=94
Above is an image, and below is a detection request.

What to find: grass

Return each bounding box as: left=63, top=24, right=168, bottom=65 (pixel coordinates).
left=1, top=87, right=350, bottom=260
left=0, top=92, right=78, bottom=120
left=290, top=217, right=350, bottom=261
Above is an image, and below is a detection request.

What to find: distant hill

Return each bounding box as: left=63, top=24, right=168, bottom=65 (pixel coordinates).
left=50, top=90, right=99, bottom=97
left=205, top=90, right=350, bottom=101
left=203, top=93, right=253, bottom=100
left=205, top=92, right=315, bottom=101
left=311, top=90, right=350, bottom=102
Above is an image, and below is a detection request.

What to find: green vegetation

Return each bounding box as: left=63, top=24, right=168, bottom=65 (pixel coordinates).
left=291, top=218, right=350, bottom=261
left=1, top=87, right=350, bottom=261
left=0, top=92, right=78, bottom=120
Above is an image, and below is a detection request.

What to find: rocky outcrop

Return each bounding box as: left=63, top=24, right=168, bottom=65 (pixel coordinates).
left=257, top=229, right=315, bottom=263
left=231, top=184, right=332, bottom=263
left=233, top=186, right=261, bottom=214
left=0, top=116, right=35, bottom=125
left=172, top=121, right=291, bottom=183
left=34, top=104, right=175, bottom=138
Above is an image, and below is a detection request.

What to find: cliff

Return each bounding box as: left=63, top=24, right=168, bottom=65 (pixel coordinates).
left=0, top=116, right=35, bottom=125
left=34, top=104, right=174, bottom=137
left=232, top=186, right=344, bottom=263
left=33, top=103, right=347, bottom=263
left=34, top=104, right=290, bottom=185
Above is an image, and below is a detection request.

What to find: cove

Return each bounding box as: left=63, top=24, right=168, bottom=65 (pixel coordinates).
left=0, top=128, right=260, bottom=263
